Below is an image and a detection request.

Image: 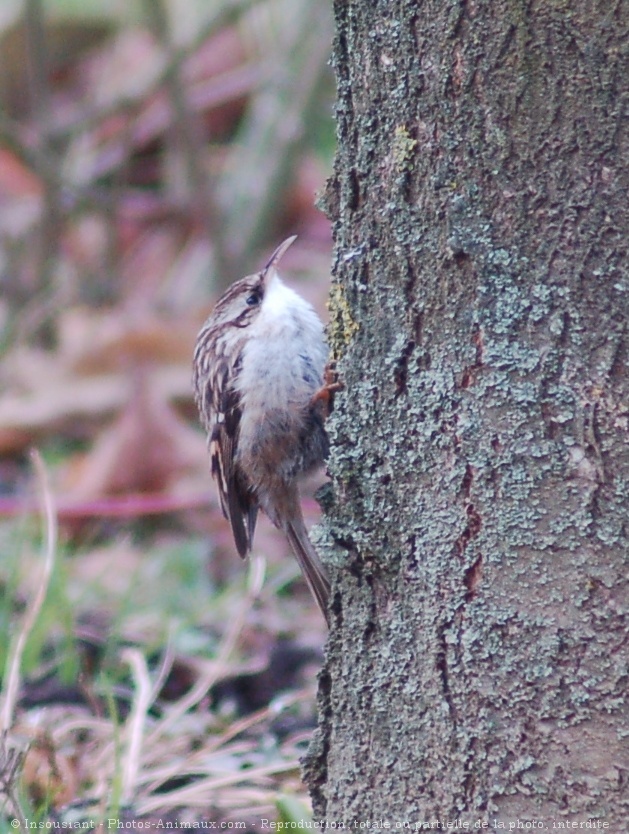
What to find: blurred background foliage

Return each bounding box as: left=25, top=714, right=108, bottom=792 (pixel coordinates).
left=0, top=0, right=335, bottom=825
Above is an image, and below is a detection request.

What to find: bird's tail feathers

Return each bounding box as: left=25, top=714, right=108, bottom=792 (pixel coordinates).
left=285, top=517, right=330, bottom=625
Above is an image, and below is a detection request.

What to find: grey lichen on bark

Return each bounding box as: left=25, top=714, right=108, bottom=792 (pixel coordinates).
left=306, top=0, right=628, bottom=826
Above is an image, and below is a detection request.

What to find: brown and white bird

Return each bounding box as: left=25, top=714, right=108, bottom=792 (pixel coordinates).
left=193, top=237, right=331, bottom=622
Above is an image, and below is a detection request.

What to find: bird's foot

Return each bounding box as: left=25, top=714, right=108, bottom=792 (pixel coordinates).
left=311, top=361, right=343, bottom=416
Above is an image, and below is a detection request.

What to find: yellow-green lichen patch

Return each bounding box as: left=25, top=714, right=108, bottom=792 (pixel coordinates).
left=327, top=281, right=360, bottom=361
left=392, top=125, right=417, bottom=173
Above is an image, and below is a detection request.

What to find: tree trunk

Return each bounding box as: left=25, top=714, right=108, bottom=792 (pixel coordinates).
left=306, top=0, right=628, bottom=827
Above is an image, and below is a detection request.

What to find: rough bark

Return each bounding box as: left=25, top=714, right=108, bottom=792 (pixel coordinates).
left=306, top=0, right=628, bottom=827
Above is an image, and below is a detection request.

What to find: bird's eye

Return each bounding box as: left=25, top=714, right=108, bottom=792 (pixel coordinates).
left=246, top=292, right=260, bottom=307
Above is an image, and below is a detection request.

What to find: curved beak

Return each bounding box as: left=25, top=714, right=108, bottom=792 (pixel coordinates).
left=261, top=235, right=297, bottom=280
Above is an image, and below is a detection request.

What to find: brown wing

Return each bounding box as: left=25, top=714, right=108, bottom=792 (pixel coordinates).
left=201, top=353, right=257, bottom=558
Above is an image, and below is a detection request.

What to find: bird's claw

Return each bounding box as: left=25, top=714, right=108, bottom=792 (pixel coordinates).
left=311, top=361, right=344, bottom=416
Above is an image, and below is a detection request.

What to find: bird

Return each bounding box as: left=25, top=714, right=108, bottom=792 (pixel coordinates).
left=193, top=237, right=333, bottom=623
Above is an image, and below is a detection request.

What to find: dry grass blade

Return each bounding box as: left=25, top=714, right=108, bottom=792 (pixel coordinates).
left=0, top=731, right=27, bottom=827
left=0, top=450, right=58, bottom=825
left=203, top=685, right=306, bottom=755
left=0, top=450, right=57, bottom=732
left=120, top=648, right=154, bottom=806
left=138, top=760, right=300, bottom=815
left=139, top=686, right=309, bottom=798
left=143, top=557, right=265, bottom=750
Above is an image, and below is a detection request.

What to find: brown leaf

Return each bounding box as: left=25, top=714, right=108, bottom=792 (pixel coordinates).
left=21, top=732, right=79, bottom=810
left=63, top=366, right=205, bottom=498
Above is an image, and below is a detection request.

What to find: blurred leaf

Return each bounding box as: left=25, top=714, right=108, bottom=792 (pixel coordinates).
left=21, top=731, right=79, bottom=811
left=43, top=0, right=139, bottom=22
left=276, top=794, right=313, bottom=826
left=63, top=368, right=202, bottom=497
left=217, top=0, right=333, bottom=275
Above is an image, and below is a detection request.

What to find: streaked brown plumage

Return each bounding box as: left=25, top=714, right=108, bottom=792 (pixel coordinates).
left=193, top=237, right=331, bottom=622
